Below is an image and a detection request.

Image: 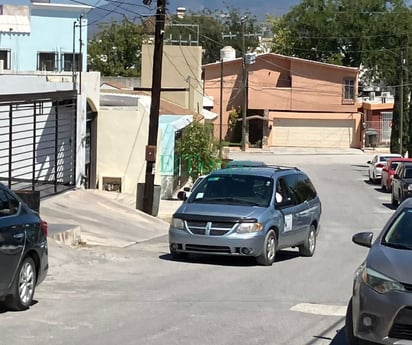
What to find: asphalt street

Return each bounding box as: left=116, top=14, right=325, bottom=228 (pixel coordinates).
left=0, top=146, right=395, bottom=345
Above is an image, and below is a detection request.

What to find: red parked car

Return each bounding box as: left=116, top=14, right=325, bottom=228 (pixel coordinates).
left=381, top=158, right=412, bottom=192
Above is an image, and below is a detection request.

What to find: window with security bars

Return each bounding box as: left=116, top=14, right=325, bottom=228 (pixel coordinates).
left=38, top=52, right=56, bottom=71
left=0, top=50, right=10, bottom=69
left=63, top=53, right=82, bottom=72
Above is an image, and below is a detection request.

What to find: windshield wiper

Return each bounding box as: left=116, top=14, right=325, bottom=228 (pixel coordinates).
left=382, top=242, right=412, bottom=250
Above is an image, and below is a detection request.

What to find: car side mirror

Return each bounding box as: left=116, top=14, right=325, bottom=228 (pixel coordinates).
left=352, top=232, right=373, bottom=248
left=177, top=191, right=187, bottom=201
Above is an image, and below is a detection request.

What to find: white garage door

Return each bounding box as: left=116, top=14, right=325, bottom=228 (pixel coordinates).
left=273, top=118, right=354, bottom=148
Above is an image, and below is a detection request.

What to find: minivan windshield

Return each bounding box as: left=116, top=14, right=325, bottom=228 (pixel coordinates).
left=187, top=174, right=273, bottom=207
left=382, top=208, right=412, bottom=250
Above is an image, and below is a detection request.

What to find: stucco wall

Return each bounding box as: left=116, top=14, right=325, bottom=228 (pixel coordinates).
left=97, top=99, right=161, bottom=196
left=203, top=54, right=360, bottom=146
left=141, top=44, right=203, bottom=113
left=0, top=3, right=89, bottom=72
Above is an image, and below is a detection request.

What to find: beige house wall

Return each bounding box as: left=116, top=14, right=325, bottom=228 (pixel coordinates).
left=96, top=102, right=161, bottom=195
left=203, top=53, right=361, bottom=148
left=141, top=44, right=203, bottom=114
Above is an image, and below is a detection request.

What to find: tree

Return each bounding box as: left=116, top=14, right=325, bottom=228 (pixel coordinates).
left=165, top=6, right=260, bottom=64
left=88, top=18, right=147, bottom=77
left=177, top=122, right=221, bottom=181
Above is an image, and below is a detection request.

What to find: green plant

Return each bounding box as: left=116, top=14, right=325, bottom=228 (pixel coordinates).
left=176, top=122, right=221, bottom=181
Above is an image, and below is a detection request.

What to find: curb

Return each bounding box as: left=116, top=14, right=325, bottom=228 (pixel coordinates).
left=48, top=223, right=81, bottom=246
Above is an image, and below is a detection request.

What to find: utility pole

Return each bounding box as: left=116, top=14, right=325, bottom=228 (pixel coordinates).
left=79, top=14, right=83, bottom=95
left=142, top=0, right=166, bottom=215
left=219, top=59, right=223, bottom=157
left=400, top=50, right=404, bottom=156
left=240, top=16, right=247, bottom=151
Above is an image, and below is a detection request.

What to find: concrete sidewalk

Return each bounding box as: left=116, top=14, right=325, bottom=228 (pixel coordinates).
left=42, top=189, right=182, bottom=248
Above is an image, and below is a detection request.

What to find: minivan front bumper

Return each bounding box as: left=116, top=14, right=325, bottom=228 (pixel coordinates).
left=169, top=227, right=266, bottom=257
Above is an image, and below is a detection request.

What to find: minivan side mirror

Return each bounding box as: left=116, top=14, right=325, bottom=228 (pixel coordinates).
left=183, top=187, right=190, bottom=192
left=352, top=232, right=373, bottom=248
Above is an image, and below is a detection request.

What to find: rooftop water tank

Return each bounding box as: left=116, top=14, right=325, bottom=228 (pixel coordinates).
left=220, top=46, right=236, bottom=62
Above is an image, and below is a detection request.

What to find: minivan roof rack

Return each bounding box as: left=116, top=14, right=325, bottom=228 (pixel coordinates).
left=264, top=164, right=300, bottom=171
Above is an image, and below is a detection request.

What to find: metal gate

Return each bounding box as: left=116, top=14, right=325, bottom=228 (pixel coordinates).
left=0, top=91, right=77, bottom=198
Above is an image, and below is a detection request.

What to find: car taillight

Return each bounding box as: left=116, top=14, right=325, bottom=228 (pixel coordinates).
left=40, top=220, right=48, bottom=237
left=376, top=163, right=384, bottom=168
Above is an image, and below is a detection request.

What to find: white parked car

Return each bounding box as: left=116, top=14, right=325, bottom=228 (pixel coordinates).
left=177, top=175, right=206, bottom=200
left=367, top=153, right=402, bottom=184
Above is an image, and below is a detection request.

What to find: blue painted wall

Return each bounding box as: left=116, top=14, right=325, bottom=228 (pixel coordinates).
left=0, top=4, right=90, bottom=72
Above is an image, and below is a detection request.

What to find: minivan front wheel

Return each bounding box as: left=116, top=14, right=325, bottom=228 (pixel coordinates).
left=5, top=256, right=36, bottom=311
left=257, top=230, right=276, bottom=266
left=299, top=224, right=317, bottom=257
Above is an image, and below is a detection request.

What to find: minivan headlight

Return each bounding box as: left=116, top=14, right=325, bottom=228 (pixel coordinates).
left=236, top=222, right=263, bottom=233
left=172, top=218, right=185, bottom=230
left=362, top=267, right=406, bottom=294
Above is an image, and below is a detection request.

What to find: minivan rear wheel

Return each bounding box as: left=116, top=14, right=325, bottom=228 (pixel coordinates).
left=299, top=224, right=316, bottom=257
left=256, top=230, right=276, bottom=266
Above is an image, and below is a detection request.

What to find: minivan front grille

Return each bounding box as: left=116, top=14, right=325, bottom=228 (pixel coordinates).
left=185, top=244, right=231, bottom=253
left=186, top=220, right=235, bottom=236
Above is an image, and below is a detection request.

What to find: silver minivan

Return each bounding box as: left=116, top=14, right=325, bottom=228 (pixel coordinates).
left=169, top=166, right=322, bottom=266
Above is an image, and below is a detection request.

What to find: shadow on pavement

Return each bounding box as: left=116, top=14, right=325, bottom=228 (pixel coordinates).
left=382, top=202, right=396, bottom=210
left=159, top=249, right=301, bottom=267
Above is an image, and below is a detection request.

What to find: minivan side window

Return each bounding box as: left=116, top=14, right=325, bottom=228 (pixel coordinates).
left=296, top=174, right=317, bottom=201
left=284, top=173, right=317, bottom=204
left=0, top=190, right=19, bottom=217
left=277, top=176, right=298, bottom=205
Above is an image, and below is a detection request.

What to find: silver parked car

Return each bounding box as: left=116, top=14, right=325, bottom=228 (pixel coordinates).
left=169, top=165, right=322, bottom=266
left=346, top=198, right=412, bottom=344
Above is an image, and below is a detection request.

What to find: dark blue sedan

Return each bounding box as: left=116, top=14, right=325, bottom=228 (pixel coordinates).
left=0, top=183, right=48, bottom=311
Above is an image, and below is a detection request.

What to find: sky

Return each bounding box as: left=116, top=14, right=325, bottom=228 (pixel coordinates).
left=1, top=0, right=300, bottom=19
